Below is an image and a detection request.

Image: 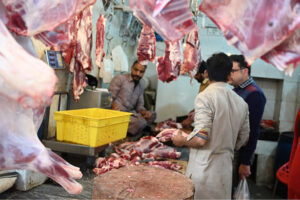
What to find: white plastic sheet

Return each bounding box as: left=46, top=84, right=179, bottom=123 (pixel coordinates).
left=112, top=45, right=128, bottom=72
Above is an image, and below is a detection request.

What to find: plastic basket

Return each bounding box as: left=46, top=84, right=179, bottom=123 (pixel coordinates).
left=276, top=162, right=289, bottom=185
left=54, top=108, right=132, bottom=147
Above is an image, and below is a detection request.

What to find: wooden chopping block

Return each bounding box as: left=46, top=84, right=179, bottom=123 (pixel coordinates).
left=92, top=165, right=194, bottom=199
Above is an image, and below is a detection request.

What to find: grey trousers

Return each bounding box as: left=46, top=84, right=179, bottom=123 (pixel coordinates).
left=127, top=112, right=156, bottom=135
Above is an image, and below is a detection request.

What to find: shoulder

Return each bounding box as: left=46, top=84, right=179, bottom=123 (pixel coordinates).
left=245, top=83, right=266, bottom=102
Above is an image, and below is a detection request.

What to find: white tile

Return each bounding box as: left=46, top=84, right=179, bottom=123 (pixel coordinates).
left=263, top=100, right=275, bottom=119
left=279, top=121, right=294, bottom=132
left=281, top=81, right=298, bottom=102
left=279, top=101, right=298, bottom=122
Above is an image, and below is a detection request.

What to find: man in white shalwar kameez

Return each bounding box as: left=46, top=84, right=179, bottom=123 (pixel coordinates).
left=172, top=53, right=250, bottom=199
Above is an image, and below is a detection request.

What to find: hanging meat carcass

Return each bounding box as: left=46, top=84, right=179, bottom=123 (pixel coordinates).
left=137, top=25, right=156, bottom=65
left=95, top=14, right=106, bottom=69
left=129, top=0, right=196, bottom=42
left=2, top=0, right=96, bottom=36
left=181, top=29, right=201, bottom=77
left=0, top=20, right=83, bottom=194
left=262, top=27, right=300, bottom=75
left=199, top=0, right=300, bottom=65
left=157, top=40, right=182, bottom=82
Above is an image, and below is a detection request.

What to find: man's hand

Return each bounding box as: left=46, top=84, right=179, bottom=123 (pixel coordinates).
left=111, top=102, right=121, bottom=110
left=140, top=110, right=152, bottom=120
left=239, top=164, right=251, bottom=180
left=171, top=131, right=187, bottom=147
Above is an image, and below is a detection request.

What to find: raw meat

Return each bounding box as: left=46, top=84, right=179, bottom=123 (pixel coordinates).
left=199, top=0, right=300, bottom=64
left=129, top=0, right=196, bottom=42
left=137, top=24, right=156, bottom=65
left=93, top=156, right=128, bottom=175
left=147, top=160, right=182, bottom=171
left=2, top=0, right=95, bottom=36
left=0, top=20, right=57, bottom=108
left=34, top=19, right=77, bottom=52
left=157, top=40, right=182, bottom=82
left=262, top=27, right=300, bottom=75
left=150, top=146, right=181, bottom=159
left=95, top=14, right=106, bottom=69
left=0, top=22, right=83, bottom=194
left=153, top=0, right=172, bottom=17
left=181, top=29, right=201, bottom=76
left=156, top=128, right=180, bottom=142
left=134, top=136, right=162, bottom=153
left=154, top=118, right=182, bottom=132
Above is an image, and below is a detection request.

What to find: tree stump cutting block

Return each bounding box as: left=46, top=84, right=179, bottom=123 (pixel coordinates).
left=92, top=165, right=194, bottom=199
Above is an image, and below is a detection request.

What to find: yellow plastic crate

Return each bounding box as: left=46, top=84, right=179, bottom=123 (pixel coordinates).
left=54, top=108, right=132, bottom=147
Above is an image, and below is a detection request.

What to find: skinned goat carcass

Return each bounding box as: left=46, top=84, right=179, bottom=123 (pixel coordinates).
left=181, top=29, right=201, bottom=77
left=2, top=0, right=96, bottom=36
left=0, top=20, right=83, bottom=194
left=157, top=40, right=182, bottom=82
left=95, top=14, right=106, bottom=69
left=137, top=25, right=156, bottom=65
left=199, top=0, right=300, bottom=64
left=262, top=27, right=300, bottom=75
left=129, top=0, right=196, bottom=42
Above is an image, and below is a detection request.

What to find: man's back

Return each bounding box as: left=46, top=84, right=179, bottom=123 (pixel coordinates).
left=193, top=82, right=249, bottom=160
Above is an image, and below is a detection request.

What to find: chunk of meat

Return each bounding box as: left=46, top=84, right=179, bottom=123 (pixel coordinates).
left=181, top=29, right=201, bottom=76
left=262, top=27, right=300, bottom=75
left=199, top=0, right=300, bottom=64
left=129, top=0, right=196, bottom=42
left=156, top=128, right=180, bottom=142
left=137, top=25, right=156, bottom=65
left=147, top=160, right=182, bottom=171
left=2, top=0, right=95, bottom=36
left=95, top=14, right=106, bottom=69
left=157, top=40, right=182, bottom=82
left=149, top=146, right=181, bottom=159
left=134, top=136, right=162, bottom=153
left=155, top=118, right=182, bottom=132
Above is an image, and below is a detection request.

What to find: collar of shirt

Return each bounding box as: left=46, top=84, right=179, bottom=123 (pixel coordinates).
left=202, top=78, right=209, bottom=85
left=239, top=76, right=254, bottom=89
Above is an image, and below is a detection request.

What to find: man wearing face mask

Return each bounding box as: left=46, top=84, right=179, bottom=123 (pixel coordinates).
left=109, top=60, right=156, bottom=137
left=229, top=55, right=266, bottom=191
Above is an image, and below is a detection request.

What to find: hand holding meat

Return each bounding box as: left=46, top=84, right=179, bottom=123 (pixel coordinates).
left=171, top=131, right=188, bottom=147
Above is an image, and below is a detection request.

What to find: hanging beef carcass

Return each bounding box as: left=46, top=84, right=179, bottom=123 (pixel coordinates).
left=0, top=20, right=83, bottom=194
left=262, top=27, right=300, bottom=75
left=181, top=29, right=201, bottom=77
left=199, top=0, right=300, bottom=64
left=95, top=14, right=106, bottom=69
left=129, top=0, right=196, bottom=42
left=157, top=40, right=182, bottom=82
left=137, top=25, right=156, bottom=65
left=2, top=0, right=96, bottom=36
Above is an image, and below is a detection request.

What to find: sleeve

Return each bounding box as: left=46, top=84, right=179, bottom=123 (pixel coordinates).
left=136, top=83, right=146, bottom=112
left=239, top=92, right=266, bottom=165
left=235, top=105, right=250, bottom=150
left=187, top=94, right=213, bottom=141
left=108, top=75, right=123, bottom=106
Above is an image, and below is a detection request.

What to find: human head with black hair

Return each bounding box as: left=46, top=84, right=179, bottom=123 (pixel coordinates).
left=194, top=60, right=208, bottom=83
left=206, top=53, right=232, bottom=82
left=131, top=60, right=147, bottom=83
left=229, top=54, right=251, bottom=87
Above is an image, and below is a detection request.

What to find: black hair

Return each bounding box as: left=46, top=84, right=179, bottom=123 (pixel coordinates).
left=229, top=54, right=251, bottom=75
left=132, top=60, right=147, bottom=68
left=198, top=60, right=207, bottom=74
left=206, top=53, right=232, bottom=82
